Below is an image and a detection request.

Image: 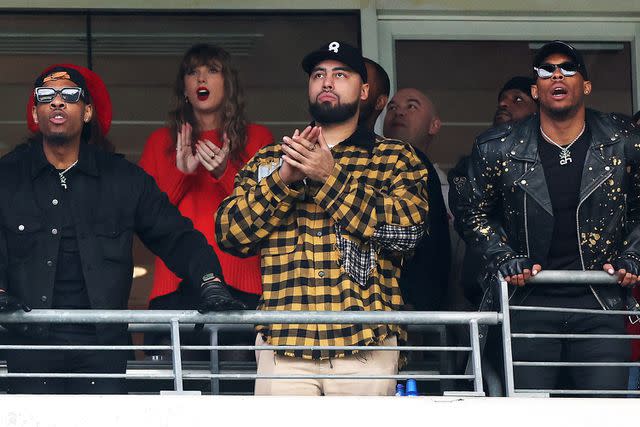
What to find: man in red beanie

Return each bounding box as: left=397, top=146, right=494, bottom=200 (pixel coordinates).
left=0, top=64, right=245, bottom=394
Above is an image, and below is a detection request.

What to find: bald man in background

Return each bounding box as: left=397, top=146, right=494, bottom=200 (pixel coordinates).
left=383, top=88, right=451, bottom=311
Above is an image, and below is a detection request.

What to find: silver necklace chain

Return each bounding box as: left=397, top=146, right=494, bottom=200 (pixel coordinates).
left=58, top=160, right=78, bottom=190
left=540, top=122, right=586, bottom=166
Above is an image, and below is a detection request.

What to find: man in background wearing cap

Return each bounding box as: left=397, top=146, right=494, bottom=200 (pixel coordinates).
left=448, top=76, right=538, bottom=383
left=217, top=41, right=428, bottom=395
left=493, top=76, right=538, bottom=126
left=358, top=57, right=390, bottom=133
left=0, top=64, right=244, bottom=394
left=457, top=41, right=640, bottom=394
left=450, top=76, right=538, bottom=307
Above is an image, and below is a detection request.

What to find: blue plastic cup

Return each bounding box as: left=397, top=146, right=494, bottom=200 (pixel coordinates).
left=406, top=379, right=418, bottom=396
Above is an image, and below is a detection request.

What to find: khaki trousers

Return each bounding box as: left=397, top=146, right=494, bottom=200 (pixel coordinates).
left=254, top=334, right=398, bottom=396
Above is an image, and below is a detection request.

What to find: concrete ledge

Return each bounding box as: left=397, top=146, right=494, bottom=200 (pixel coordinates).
left=0, top=395, right=638, bottom=427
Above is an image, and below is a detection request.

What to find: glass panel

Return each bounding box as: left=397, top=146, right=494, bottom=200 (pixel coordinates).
left=0, top=11, right=360, bottom=313
left=394, top=40, right=633, bottom=170
left=0, top=13, right=88, bottom=154
left=90, top=13, right=360, bottom=161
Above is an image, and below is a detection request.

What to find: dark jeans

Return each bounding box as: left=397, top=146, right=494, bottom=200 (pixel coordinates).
left=5, top=329, right=129, bottom=394
left=511, top=291, right=629, bottom=395
left=145, top=281, right=260, bottom=361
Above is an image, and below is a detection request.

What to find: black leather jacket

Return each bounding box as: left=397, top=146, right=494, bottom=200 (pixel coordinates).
left=456, top=109, right=640, bottom=310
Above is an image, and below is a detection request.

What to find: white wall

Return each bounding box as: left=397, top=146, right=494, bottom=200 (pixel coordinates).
left=0, top=395, right=638, bottom=427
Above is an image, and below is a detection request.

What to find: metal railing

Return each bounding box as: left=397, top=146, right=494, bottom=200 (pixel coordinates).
left=2, top=270, right=635, bottom=397
left=498, top=270, right=640, bottom=397
left=0, top=310, right=499, bottom=395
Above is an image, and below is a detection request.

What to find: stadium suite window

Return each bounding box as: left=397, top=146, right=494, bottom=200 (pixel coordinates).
left=393, top=40, right=633, bottom=172
left=0, top=11, right=360, bottom=310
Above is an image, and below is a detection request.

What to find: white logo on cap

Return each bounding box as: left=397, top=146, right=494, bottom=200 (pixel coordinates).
left=328, top=41, right=340, bottom=53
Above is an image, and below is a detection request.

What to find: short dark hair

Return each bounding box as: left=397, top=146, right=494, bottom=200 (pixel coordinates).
left=363, top=58, right=390, bottom=97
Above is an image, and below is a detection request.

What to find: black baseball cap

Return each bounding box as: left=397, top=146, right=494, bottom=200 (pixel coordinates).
left=498, top=76, right=536, bottom=101
left=533, top=40, right=589, bottom=80
left=301, top=41, right=368, bottom=83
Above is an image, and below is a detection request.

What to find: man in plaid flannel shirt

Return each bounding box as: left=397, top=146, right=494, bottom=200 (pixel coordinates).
left=216, top=41, right=429, bottom=395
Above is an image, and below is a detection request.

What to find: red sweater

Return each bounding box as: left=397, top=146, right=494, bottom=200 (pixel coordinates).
left=139, top=124, right=272, bottom=300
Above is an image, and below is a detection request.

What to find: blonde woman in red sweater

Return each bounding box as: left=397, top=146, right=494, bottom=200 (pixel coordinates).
left=140, top=44, right=271, bottom=324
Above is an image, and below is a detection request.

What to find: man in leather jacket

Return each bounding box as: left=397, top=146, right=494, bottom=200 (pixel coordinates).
left=457, top=41, right=639, bottom=393
left=0, top=64, right=244, bottom=394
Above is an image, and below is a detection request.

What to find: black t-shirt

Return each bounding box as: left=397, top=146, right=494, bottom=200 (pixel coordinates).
left=51, top=168, right=93, bottom=334
left=536, top=125, right=591, bottom=295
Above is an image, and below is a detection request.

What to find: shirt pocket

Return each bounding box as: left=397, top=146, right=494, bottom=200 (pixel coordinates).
left=4, top=217, right=42, bottom=262
left=260, top=213, right=299, bottom=255
left=95, top=222, right=133, bottom=263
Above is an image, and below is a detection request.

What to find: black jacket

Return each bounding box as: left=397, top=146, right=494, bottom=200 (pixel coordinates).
left=0, top=141, right=223, bottom=343
left=457, top=110, right=640, bottom=310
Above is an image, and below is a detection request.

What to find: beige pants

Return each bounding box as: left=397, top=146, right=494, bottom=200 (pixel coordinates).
left=254, top=334, right=399, bottom=396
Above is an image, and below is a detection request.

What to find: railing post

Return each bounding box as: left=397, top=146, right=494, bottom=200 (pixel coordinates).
left=170, top=318, right=184, bottom=392
left=499, top=278, right=516, bottom=396
left=209, top=327, right=220, bottom=395
left=469, top=319, right=484, bottom=394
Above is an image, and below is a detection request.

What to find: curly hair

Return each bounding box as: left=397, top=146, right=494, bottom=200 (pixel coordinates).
left=168, top=44, right=248, bottom=162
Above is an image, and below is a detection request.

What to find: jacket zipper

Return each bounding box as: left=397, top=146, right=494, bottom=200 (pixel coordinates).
left=523, top=193, right=531, bottom=257
left=511, top=171, right=532, bottom=303
left=576, top=171, right=613, bottom=310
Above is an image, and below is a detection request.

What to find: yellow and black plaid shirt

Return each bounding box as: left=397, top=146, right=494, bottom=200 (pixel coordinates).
left=216, top=127, right=429, bottom=359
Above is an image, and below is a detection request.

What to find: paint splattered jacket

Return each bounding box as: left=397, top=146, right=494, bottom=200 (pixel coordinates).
left=457, top=109, right=640, bottom=310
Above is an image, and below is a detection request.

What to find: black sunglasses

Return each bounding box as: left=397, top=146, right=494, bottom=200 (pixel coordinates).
left=34, top=86, right=84, bottom=104
left=534, top=62, right=579, bottom=79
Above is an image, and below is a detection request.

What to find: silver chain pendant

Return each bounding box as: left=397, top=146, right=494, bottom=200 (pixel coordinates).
left=540, top=122, right=585, bottom=167
left=58, top=160, right=78, bottom=190
left=559, top=149, right=573, bottom=165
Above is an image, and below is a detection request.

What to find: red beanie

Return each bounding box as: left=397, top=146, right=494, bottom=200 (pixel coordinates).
left=27, top=63, right=112, bottom=136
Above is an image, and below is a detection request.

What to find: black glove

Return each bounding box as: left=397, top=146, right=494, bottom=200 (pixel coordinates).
left=497, top=256, right=534, bottom=279
left=198, top=280, right=247, bottom=313
left=611, top=256, right=640, bottom=276
left=0, top=291, right=31, bottom=313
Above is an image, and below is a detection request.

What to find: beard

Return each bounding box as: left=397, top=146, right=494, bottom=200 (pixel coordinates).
left=493, top=107, right=512, bottom=126
left=542, top=94, right=584, bottom=121
left=44, top=132, right=72, bottom=147
left=543, top=103, right=579, bottom=121
left=309, top=98, right=359, bottom=124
